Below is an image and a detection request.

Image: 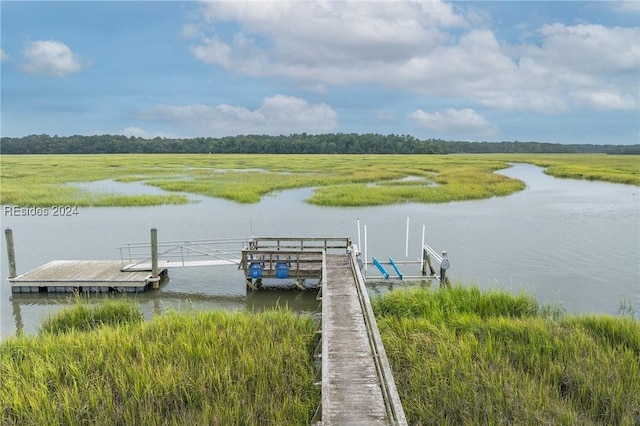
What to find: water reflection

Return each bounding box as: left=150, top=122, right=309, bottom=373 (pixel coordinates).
left=7, top=280, right=322, bottom=336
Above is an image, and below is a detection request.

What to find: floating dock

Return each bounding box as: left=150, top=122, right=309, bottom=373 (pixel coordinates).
left=8, top=260, right=166, bottom=293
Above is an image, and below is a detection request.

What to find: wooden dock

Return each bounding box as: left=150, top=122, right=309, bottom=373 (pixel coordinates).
left=316, top=251, right=407, bottom=425
left=240, top=237, right=351, bottom=290
left=6, top=230, right=456, bottom=424
left=8, top=260, right=167, bottom=293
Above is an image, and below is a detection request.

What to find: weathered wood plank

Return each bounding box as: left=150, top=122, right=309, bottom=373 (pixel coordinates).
left=322, top=254, right=390, bottom=425
left=9, top=260, right=161, bottom=288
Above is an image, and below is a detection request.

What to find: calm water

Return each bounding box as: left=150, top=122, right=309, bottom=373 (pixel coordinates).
left=1, top=163, right=638, bottom=338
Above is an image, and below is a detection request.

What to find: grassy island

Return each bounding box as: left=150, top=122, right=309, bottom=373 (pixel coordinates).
left=1, top=154, right=637, bottom=207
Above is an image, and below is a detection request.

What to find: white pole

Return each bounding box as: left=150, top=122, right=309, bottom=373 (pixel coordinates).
left=420, top=224, right=426, bottom=271
left=364, top=225, right=368, bottom=274
left=357, top=218, right=361, bottom=252
left=405, top=217, right=410, bottom=258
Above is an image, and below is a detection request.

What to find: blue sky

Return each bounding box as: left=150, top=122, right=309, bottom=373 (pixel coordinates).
left=1, top=1, right=639, bottom=144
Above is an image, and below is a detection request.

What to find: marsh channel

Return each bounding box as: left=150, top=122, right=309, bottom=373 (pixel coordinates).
left=1, top=163, right=638, bottom=338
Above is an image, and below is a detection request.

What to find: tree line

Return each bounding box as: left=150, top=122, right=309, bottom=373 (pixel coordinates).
left=1, top=133, right=638, bottom=155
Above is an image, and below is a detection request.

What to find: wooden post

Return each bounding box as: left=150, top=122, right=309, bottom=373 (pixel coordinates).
left=405, top=217, right=410, bottom=258
left=422, top=249, right=436, bottom=276
left=439, top=251, right=451, bottom=289
left=420, top=225, right=425, bottom=273
left=5, top=228, right=17, bottom=279
left=151, top=227, right=159, bottom=289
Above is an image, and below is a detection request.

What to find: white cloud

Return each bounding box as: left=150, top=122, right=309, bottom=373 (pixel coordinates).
left=610, top=1, right=640, bottom=14
left=0, top=49, right=8, bottom=61
left=139, top=95, right=338, bottom=137
left=190, top=1, right=466, bottom=83
left=409, top=108, right=499, bottom=137
left=20, top=40, right=88, bottom=77
left=120, top=127, right=178, bottom=139
left=570, top=91, right=638, bottom=110
left=513, top=23, right=640, bottom=111
left=187, top=1, right=639, bottom=114
left=532, top=23, right=639, bottom=74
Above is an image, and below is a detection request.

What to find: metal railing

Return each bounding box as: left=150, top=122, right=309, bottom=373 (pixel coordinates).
left=421, top=243, right=451, bottom=287
left=349, top=247, right=408, bottom=426
left=118, top=237, right=249, bottom=269
left=247, top=237, right=352, bottom=253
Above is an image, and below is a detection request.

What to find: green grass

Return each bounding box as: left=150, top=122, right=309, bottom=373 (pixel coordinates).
left=1, top=154, right=637, bottom=207
left=1, top=301, right=320, bottom=425
left=503, top=154, right=640, bottom=186
left=373, top=285, right=640, bottom=425
left=3, top=288, right=638, bottom=425
left=39, top=295, right=144, bottom=335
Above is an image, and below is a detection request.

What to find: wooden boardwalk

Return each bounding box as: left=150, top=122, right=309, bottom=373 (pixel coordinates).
left=318, top=253, right=407, bottom=425
left=5, top=231, right=410, bottom=423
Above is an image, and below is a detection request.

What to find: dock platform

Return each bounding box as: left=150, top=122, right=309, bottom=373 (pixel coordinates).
left=9, top=260, right=167, bottom=293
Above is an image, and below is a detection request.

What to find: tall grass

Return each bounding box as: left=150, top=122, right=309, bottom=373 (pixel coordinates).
left=501, top=154, right=640, bottom=185
left=39, top=295, right=144, bottom=335
left=1, top=301, right=319, bottom=425
left=373, top=285, right=640, bottom=425
left=3, top=287, right=638, bottom=424
left=1, top=154, right=636, bottom=207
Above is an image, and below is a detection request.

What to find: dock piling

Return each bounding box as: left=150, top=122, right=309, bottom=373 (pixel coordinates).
left=422, top=248, right=436, bottom=276
left=5, top=228, right=17, bottom=279
left=151, top=227, right=159, bottom=289
left=440, top=251, right=451, bottom=288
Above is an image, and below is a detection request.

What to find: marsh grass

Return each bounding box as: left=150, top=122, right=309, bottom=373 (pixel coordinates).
left=3, top=288, right=638, bottom=425
left=39, top=295, right=144, bottom=335
left=502, top=154, right=640, bottom=185
left=2, top=154, right=636, bottom=207
left=373, top=285, right=640, bottom=425
left=1, top=301, right=319, bottom=425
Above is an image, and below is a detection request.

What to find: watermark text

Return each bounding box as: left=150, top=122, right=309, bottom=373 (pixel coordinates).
left=4, top=205, right=79, bottom=217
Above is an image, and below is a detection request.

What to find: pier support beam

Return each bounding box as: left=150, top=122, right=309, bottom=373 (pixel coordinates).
left=246, top=278, right=262, bottom=291
left=5, top=228, right=17, bottom=279
left=151, top=227, right=159, bottom=289
left=421, top=248, right=436, bottom=277
left=439, top=251, right=451, bottom=289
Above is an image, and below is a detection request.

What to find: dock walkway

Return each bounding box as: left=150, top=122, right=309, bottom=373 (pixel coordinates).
left=318, top=253, right=406, bottom=425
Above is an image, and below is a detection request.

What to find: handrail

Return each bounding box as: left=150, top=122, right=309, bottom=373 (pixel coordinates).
left=118, top=238, right=248, bottom=267
left=248, top=237, right=352, bottom=252
left=422, top=243, right=443, bottom=263
left=349, top=247, right=408, bottom=426
left=421, top=244, right=450, bottom=287
left=240, top=249, right=325, bottom=279
left=319, top=250, right=330, bottom=425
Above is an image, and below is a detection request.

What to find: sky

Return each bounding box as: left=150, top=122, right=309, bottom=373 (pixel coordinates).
left=1, top=1, right=639, bottom=144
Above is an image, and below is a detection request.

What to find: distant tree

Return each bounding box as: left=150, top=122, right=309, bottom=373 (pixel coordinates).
left=0, top=134, right=637, bottom=155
